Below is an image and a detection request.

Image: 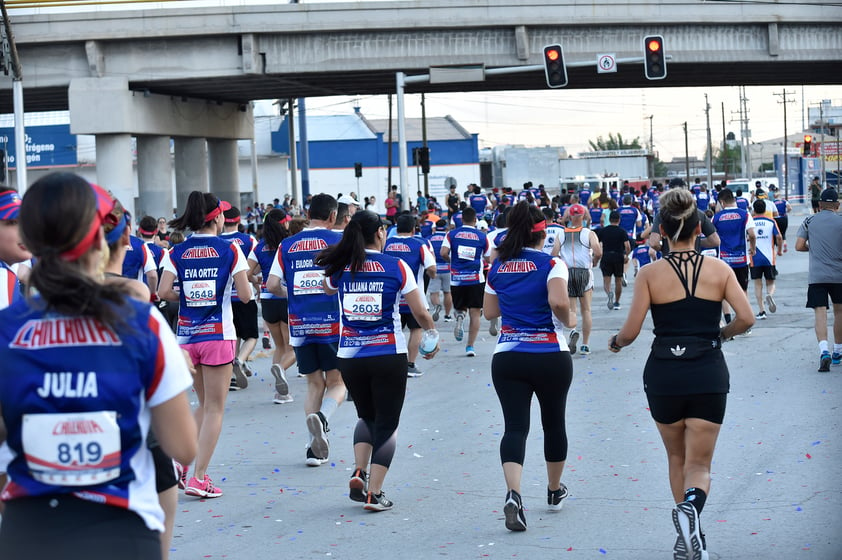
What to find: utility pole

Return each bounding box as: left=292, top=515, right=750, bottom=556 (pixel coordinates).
left=704, top=95, right=713, bottom=189
left=721, top=102, right=728, bottom=180
left=387, top=94, right=393, bottom=196
left=774, top=89, right=795, bottom=200
left=683, top=122, right=690, bottom=185
left=421, top=93, right=429, bottom=197
left=647, top=115, right=654, bottom=179
left=0, top=0, right=27, bottom=192
left=730, top=86, right=752, bottom=179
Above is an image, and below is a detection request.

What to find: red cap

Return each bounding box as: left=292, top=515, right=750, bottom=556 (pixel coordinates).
left=569, top=204, right=586, bottom=216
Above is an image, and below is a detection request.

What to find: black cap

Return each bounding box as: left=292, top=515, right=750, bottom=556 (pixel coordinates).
left=820, top=188, right=839, bottom=202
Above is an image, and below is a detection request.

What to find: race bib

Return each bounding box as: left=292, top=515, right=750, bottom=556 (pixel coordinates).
left=342, top=293, right=382, bottom=322
left=293, top=270, right=325, bottom=296
left=457, top=245, right=477, bottom=261
left=22, top=411, right=121, bottom=486
left=183, top=280, right=217, bottom=307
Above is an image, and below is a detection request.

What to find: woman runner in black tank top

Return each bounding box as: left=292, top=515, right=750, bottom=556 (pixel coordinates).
left=606, top=189, right=753, bottom=560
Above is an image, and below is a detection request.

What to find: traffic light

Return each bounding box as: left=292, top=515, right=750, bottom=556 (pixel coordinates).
left=643, top=36, right=667, bottom=80
left=354, top=162, right=362, bottom=178
left=542, top=44, right=567, bottom=88
left=802, top=135, right=813, bottom=157
left=418, top=147, right=430, bottom=174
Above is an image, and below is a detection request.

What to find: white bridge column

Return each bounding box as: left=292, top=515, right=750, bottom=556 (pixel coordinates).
left=94, top=133, right=135, bottom=219
left=174, top=137, right=208, bottom=213
left=208, top=138, right=240, bottom=209
left=136, top=135, right=172, bottom=221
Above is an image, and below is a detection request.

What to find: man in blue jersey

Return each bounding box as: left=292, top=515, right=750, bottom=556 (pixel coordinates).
left=427, top=219, right=453, bottom=322
left=750, top=200, right=783, bottom=320
left=267, top=194, right=345, bottom=466
left=441, top=207, right=490, bottom=356
left=122, top=217, right=158, bottom=292
left=796, top=188, right=842, bottom=371
left=713, top=188, right=756, bottom=330
left=468, top=184, right=489, bottom=215
left=384, top=214, right=437, bottom=376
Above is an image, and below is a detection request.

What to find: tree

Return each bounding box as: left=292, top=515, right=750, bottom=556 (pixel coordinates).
left=713, top=143, right=742, bottom=179
left=588, top=133, right=642, bottom=151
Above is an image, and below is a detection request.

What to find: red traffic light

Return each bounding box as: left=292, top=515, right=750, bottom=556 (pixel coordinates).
left=546, top=48, right=560, bottom=62
left=647, top=39, right=662, bottom=52
left=542, top=44, right=567, bottom=88
left=643, top=35, right=667, bottom=80
left=804, top=134, right=813, bottom=143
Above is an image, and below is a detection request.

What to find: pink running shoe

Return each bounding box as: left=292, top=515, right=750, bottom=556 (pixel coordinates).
left=184, top=475, right=223, bottom=498
left=174, top=461, right=189, bottom=490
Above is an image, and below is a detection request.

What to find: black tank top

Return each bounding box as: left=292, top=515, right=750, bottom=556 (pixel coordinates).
left=650, top=251, right=721, bottom=339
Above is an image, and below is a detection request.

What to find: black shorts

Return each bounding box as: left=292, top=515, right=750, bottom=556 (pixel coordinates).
left=293, top=342, right=339, bottom=375
left=400, top=312, right=421, bottom=330
left=646, top=393, right=727, bottom=424
left=731, top=266, right=749, bottom=291
left=151, top=444, right=178, bottom=493
left=451, top=283, right=485, bottom=311
left=749, top=265, right=778, bottom=281
left=232, top=300, right=259, bottom=340
left=600, top=256, right=624, bottom=278
left=806, top=283, right=842, bottom=309
left=261, top=298, right=288, bottom=324
left=0, top=496, right=161, bottom=560
left=812, top=200, right=820, bottom=212
left=774, top=216, right=788, bottom=240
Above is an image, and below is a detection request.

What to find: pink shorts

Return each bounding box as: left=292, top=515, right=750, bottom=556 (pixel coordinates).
left=181, top=340, right=235, bottom=367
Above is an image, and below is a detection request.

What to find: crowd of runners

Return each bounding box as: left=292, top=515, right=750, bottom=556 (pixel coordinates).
left=0, top=171, right=839, bottom=560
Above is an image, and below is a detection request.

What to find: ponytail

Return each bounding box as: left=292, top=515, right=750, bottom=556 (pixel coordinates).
left=496, top=201, right=545, bottom=262
left=170, top=191, right=220, bottom=232
left=315, top=210, right=382, bottom=278
left=262, top=209, right=290, bottom=251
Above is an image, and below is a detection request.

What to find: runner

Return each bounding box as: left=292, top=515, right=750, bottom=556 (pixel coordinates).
left=427, top=219, right=454, bottom=323
left=0, top=172, right=196, bottom=559
left=266, top=194, right=345, bottom=467
left=383, top=213, right=437, bottom=377
left=483, top=201, right=574, bottom=531
left=749, top=200, right=783, bottom=320
left=316, top=210, right=439, bottom=512
left=712, top=188, right=756, bottom=330
left=249, top=208, right=295, bottom=404
left=597, top=210, right=632, bottom=311
left=158, top=191, right=251, bottom=498
left=608, top=188, right=754, bottom=560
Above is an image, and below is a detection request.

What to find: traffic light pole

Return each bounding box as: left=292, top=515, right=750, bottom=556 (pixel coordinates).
left=1, top=1, right=27, bottom=192
left=394, top=55, right=670, bottom=209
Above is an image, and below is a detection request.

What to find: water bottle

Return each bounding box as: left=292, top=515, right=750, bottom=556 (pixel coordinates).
left=419, top=329, right=440, bottom=356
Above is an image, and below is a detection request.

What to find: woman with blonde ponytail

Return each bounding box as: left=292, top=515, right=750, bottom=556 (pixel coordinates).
left=608, top=188, right=753, bottom=560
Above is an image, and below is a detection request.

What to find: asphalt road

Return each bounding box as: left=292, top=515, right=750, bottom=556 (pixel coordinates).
left=171, top=224, right=842, bottom=560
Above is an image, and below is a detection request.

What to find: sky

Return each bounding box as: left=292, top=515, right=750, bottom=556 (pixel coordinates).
left=301, top=85, right=842, bottom=163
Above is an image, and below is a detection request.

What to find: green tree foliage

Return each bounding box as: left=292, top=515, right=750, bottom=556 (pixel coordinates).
left=588, top=133, right=642, bottom=151
left=714, top=144, right=742, bottom=177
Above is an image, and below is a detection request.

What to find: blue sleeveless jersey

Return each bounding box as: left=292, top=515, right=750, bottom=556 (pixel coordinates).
left=122, top=235, right=154, bottom=282
left=774, top=199, right=788, bottom=217
left=443, top=226, right=489, bottom=285
left=713, top=207, right=752, bottom=267
left=383, top=235, right=434, bottom=313
left=0, top=298, right=192, bottom=532
left=486, top=248, right=569, bottom=354
left=251, top=239, right=283, bottom=300
left=272, top=228, right=342, bottom=346
left=325, top=251, right=415, bottom=358
left=618, top=206, right=640, bottom=238
left=220, top=231, right=257, bottom=302
left=469, top=194, right=488, bottom=214
left=161, top=234, right=248, bottom=344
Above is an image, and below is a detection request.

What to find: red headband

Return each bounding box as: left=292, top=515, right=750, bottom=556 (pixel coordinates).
left=204, top=199, right=232, bottom=223
left=531, top=220, right=547, bottom=233
left=60, top=183, right=117, bottom=262
left=138, top=227, right=157, bottom=236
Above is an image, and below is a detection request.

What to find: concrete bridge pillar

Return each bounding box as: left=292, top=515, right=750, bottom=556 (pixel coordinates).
left=208, top=138, right=240, bottom=210
left=173, top=137, right=208, bottom=214
left=94, top=133, right=135, bottom=219
left=136, top=135, right=172, bottom=221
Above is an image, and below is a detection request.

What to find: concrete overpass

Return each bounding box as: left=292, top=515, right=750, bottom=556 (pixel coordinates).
left=1, top=0, right=839, bottom=217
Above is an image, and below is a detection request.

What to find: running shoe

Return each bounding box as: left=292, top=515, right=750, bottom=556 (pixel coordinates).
left=273, top=391, right=294, bottom=404
left=443, top=315, right=453, bottom=322
left=503, top=489, right=527, bottom=531
left=271, top=363, right=289, bottom=395
left=262, top=333, right=272, bottom=349
left=465, top=346, right=476, bottom=357
left=547, top=483, right=569, bottom=512
left=306, top=412, right=330, bottom=459
left=349, top=468, right=368, bottom=503
left=621, top=273, right=628, bottom=287
left=579, top=344, right=591, bottom=355
left=489, top=316, right=499, bottom=336
left=364, top=491, right=393, bottom=512
left=755, top=311, right=767, bottom=320
left=241, top=360, right=255, bottom=377
left=185, top=474, right=223, bottom=498
left=407, top=363, right=424, bottom=377
left=819, top=351, right=832, bottom=372
left=174, top=461, right=188, bottom=490
left=765, top=294, right=777, bottom=313
left=567, top=330, right=579, bottom=354
left=672, top=501, right=707, bottom=560
left=454, top=313, right=465, bottom=342
left=229, top=377, right=241, bottom=391
left=305, top=447, right=328, bottom=467
left=431, top=304, right=442, bottom=322
left=232, top=359, right=248, bottom=389
left=613, top=303, right=621, bottom=311
left=832, top=353, right=842, bottom=366
left=606, top=291, right=614, bottom=310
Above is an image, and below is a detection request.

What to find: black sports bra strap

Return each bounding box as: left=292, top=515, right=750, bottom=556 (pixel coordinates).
left=663, top=250, right=704, bottom=297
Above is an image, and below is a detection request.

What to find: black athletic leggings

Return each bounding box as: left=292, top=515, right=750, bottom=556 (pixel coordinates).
left=338, top=354, right=408, bottom=469
left=492, top=351, right=573, bottom=465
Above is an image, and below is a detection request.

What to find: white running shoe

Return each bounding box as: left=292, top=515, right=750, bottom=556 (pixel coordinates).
left=273, top=392, right=294, bottom=404
left=271, top=363, right=289, bottom=395
left=231, top=359, right=248, bottom=389
left=765, top=294, right=777, bottom=313
left=607, top=291, right=615, bottom=310
left=431, top=304, right=442, bottom=322
left=306, top=412, right=330, bottom=459
left=567, top=330, right=579, bottom=354
left=672, top=501, right=708, bottom=560
left=454, top=313, right=465, bottom=342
